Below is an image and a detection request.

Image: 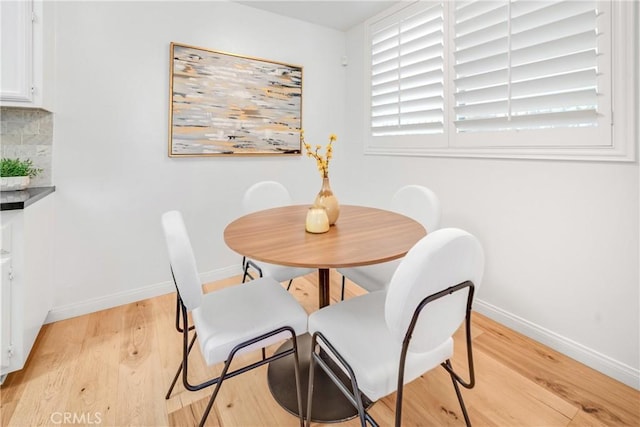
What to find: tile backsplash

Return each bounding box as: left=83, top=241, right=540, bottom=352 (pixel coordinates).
left=1, top=107, right=53, bottom=187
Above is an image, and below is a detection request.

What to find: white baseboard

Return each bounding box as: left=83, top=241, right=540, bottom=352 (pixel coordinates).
left=45, top=265, right=243, bottom=324
left=475, top=299, right=640, bottom=391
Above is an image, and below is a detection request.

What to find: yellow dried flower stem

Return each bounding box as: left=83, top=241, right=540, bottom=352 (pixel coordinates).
left=301, top=131, right=337, bottom=178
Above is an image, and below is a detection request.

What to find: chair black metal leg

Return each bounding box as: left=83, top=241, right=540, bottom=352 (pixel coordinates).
left=166, top=332, right=198, bottom=399
left=286, top=279, right=294, bottom=291
left=305, top=341, right=316, bottom=427
left=241, top=256, right=247, bottom=282
left=242, top=260, right=262, bottom=283
left=242, top=263, right=250, bottom=283
left=167, top=291, right=197, bottom=399
left=308, top=333, right=374, bottom=427
left=446, top=359, right=472, bottom=427
left=290, top=334, right=305, bottom=427
left=394, top=379, right=404, bottom=427
left=340, top=275, right=346, bottom=300
left=198, top=355, right=234, bottom=427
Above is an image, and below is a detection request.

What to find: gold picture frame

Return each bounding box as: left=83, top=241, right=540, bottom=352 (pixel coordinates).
left=168, top=42, right=303, bottom=157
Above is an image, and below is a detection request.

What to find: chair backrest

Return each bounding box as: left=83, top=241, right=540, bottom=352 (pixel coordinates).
left=385, top=228, right=484, bottom=353
left=391, top=185, right=441, bottom=233
left=161, top=210, right=203, bottom=311
left=242, top=181, right=292, bottom=214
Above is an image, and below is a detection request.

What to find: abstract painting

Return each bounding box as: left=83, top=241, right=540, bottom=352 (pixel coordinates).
left=168, top=43, right=303, bottom=156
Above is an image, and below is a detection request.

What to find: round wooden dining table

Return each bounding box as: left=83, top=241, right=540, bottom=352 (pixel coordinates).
left=223, top=204, right=426, bottom=422
left=224, top=204, right=426, bottom=309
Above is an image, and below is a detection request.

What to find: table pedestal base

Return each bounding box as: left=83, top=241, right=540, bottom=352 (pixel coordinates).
left=267, top=333, right=372, bottom=423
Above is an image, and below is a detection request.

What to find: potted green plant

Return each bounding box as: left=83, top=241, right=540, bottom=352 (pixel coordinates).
left=0, top=158, right=42, bottom=191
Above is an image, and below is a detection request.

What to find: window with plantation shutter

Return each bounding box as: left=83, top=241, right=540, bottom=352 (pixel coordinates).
left=371, top=1, right=444, bottom=137
left=453, top=0, right=605, bottom=137
left=364, top=0, right=636, bottom=161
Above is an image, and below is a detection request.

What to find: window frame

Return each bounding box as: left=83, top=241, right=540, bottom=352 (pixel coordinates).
left=363, top=0, right=637, bottom=162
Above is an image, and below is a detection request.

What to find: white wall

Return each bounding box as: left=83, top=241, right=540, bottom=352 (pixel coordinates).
left=340, top=24, right=639, bottom=389
left=49, top=1, right=348, bottom=318
left=48, top=0, right=639, bottom=389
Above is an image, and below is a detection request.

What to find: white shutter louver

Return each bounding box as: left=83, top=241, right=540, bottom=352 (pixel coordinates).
left=453, top=0, right=602, bottom=133
left=371, top=2, right=445, bottom=136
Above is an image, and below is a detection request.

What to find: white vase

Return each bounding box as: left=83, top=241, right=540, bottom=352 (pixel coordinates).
left=0, top=176, right=30, bottom=191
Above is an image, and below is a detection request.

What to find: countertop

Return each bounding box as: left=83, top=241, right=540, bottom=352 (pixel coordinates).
left=0, top=186, right=55, bottom=211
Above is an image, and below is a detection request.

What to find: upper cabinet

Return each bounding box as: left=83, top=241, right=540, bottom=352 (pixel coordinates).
left=1, top=0, right=54, bottom=110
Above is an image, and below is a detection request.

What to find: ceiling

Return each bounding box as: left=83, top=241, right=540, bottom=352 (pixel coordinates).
left=235, top=1, right=400, bottom=32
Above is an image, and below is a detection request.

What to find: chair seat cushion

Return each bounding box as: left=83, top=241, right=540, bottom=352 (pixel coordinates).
left=193, top=277, right=308, bottom=366
left=308, top=291, right=453, bottom=401
left=337, top=259, right=401, bottom=293
left=251, top=260, right=315, bottom=283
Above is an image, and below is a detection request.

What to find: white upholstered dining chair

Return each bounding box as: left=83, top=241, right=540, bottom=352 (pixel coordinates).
left=337, top=184, right=441, bottom=299
left=161, top=210, right=308, bottom=427
left=241, top=181, right=314, bottom=289
left=307, top=228, right=484, bottom=427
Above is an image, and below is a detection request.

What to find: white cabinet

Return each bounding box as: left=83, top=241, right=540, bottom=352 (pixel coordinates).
left=0, top=1, right=32, bottom=103
left=0, top=193, right=54, bottom=381
left=0, top=0, right=54, bottom=110
left=0, top=254, right=12, bottom=373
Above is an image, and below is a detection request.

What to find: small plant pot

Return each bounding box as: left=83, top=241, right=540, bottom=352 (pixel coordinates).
left=0, top=176, right=30, bottom=191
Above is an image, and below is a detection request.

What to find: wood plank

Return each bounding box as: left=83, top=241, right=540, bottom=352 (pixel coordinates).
left=168, top=396, right=223, bottom=427
left=457, top=345, right=577, bottom=426
left=567, top=409, right=610, bottom=427
left=472, top=313, right=640, bottom=426
left=62, top=305, right=124, bottom=426
left=4, top=315, right=89, bottom=426
left=115, top=299, right=167, bottom=426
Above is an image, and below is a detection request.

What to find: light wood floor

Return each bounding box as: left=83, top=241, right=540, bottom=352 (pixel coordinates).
left=1, top=272, right=638, bottom=426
